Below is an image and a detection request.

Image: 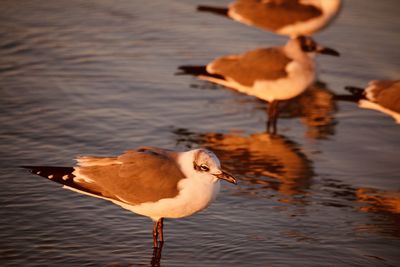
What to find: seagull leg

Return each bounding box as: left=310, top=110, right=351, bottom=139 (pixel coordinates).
left=157, top=218, right=164, bottom=243
left=152, top=218, right=164, bottom=248
left=267, top=101, right=278, bottom=133
left=152, top=221, right=159, bottom=248
left=271, top=101, right=280, bottom=134
left=267, top=101, right=274, bottom=132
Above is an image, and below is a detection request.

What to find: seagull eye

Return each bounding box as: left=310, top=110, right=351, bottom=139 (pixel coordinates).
left=200, top=164, right=209, bottom=172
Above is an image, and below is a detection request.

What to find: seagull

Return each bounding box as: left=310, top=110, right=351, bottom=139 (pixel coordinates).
left=343, top=80, right=400, bottom=123
left=178, top=36, right=339, bottom=133
left=197, top=0, right=342, bottom=37
left=22, top=146, right=237, bottom=248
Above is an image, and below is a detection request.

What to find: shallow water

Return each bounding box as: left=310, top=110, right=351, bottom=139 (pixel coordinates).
left=1, top=0, right=399, bottom=266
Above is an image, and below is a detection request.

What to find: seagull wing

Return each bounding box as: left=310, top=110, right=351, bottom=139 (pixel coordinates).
left=207, top=47, right=292, bottom=86
left=229, top=0, right=322, bottom=31
left=24, top=147, right=186, bottom=205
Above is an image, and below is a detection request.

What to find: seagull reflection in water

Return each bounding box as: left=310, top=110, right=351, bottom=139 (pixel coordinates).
left=355, top=188, right=400, bottom=238
left=107, top=243, right=164, bottom=267
left=174, top=129, right=314, bottom=204
left=151, top=242, right=163, bottom=267
left=277, top=81, right=338, bottom=139
left=356, top=188, right=400, bottom=214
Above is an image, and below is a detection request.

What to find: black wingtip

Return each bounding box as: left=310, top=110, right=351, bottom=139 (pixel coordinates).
left=176, top=65, right=226, bottom=81
left=177, top=65, right=208, bottom=76
left=333, top=86, right=366, bottom=103
left=345, top=86, right=365, bottom=99
left=197, top=5, right=229, bottom=16
left=345, top=86, right=364, bottom=94
left=21, top=165, right=75, bottom=184
left=21, top=165, right=109, bottom=200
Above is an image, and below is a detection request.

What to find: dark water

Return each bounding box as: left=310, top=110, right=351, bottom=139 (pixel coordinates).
left=1, top=0, right=399, bottom=266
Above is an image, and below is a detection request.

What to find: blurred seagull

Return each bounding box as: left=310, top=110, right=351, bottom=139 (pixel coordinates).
left=22, top=147, right=237, bottom=248
left=344, top=80, right=400, bottom=123
left=178, top=36, right=339, bottom=133
left=197, top=0, right=342, bottom=37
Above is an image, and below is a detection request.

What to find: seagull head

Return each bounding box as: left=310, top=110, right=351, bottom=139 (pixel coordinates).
left=191, top=149, right=237, bottom=185
left=296, top=35, right=340, bottom=57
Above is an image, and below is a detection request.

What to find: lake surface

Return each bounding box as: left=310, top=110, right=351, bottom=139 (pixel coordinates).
left=0, top=0, right=399, bottom=266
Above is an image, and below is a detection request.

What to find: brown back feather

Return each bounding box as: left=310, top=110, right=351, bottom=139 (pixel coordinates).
left=75, top=147, right=185, bottom=205
left=209, top=47, right=291, bottom=86
left=230, top=0, right=322, bottom=31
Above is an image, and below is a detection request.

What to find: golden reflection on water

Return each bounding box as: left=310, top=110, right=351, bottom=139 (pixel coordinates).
left=356, top=188, right=400, bottom=214
left=354, top=187, right=400, bottom=238
left=280, top=81, right=337, bottom=139
left=175, top=130, right=314, bottom=203
left=175, top=128, right=400, bottom=238
left=106, top=245, right=163, bottom=267
left=190, top=80, right=338, bottom=139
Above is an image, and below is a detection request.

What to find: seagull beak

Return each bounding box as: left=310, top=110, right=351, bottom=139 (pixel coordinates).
left=317, top=46, right=340, bottom=56
left=214, top=170, right=237, bottom=185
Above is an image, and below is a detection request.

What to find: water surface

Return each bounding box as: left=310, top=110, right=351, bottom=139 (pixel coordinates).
left=1, top=0, right=399, bottom=266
